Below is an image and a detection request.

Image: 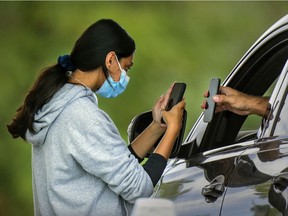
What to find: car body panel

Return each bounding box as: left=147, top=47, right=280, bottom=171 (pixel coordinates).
left=222, top=137, right=288, bottom=215
left=154, top=136, right=288, bottom=215
left=153, top=140, right=254, bottom=215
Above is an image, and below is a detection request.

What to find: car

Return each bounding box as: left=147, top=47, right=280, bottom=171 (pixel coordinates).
left=129, top=14, right=288, bottom=216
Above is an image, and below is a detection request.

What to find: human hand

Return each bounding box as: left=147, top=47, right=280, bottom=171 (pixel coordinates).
left=153, top=99, right=186, bottom=159
left=201, top=86, right=269, bottom=117
left=151, top=82, right=174, bottom=127
left=162, top=99, right=186, bottom=133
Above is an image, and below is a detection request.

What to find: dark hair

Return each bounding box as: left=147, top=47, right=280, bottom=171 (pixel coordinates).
left=7, top=19, right=135, bottom=140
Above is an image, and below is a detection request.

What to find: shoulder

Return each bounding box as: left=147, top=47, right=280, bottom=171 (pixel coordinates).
left=63, top=96, right=112, bottom=125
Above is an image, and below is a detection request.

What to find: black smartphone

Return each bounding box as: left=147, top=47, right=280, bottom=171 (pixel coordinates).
left=165, top=82, right=186, bottom=111
left=204, top=78, right=221, bottom=123
left=161, top=82, right=186, bottom=123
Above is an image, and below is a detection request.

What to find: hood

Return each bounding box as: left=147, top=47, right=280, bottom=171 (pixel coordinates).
left=26, top=83, right=97, bottom=146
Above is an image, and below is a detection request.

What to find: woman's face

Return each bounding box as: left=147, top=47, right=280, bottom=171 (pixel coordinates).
left=109, top=53, right=134, bottom=81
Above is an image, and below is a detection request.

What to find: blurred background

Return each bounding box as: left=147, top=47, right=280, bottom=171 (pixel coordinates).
left=1, top=1, right=287, bottom=215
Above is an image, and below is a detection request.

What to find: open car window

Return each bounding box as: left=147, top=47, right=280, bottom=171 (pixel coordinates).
left=240, top=80, right=276, bottom=132
left=185, top=16, right=288, bottom=155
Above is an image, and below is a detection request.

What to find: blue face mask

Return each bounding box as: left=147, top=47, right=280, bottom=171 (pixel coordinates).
left=96, top=57, right=130, bottom=98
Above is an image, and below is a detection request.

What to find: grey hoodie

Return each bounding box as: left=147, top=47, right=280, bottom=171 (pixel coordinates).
left=26, top=83, right=153, bottom=216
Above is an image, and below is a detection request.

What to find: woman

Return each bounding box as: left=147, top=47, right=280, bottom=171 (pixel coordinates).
left=7, top=19, right=185, bottom=216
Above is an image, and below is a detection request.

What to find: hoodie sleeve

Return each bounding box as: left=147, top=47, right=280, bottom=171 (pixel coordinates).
left=68, top=108, right=154, bottom=203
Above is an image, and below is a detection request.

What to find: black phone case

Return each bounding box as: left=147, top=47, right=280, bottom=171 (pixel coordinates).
left=161, top=83, right=186, bottom=124
left=166, top=83, right=186, bottom=111
left=204, top=78, right=220, bottom=123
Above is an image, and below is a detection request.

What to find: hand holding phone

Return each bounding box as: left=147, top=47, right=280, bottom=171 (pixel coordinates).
left=161, top=83, right=186, bottom=124
left=163, top=82, right=187, bottom=157
left=204, top=78, right=221, bottom=123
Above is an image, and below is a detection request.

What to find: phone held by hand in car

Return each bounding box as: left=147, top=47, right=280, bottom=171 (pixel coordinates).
left=161, top=83, right=186, bottom=124
left=204, top=77, right=221, bottom=123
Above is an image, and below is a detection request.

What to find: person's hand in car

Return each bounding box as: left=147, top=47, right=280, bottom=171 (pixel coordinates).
left=201, top=86, right=270, bottom=117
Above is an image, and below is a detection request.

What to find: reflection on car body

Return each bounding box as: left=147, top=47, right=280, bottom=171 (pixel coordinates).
left=131, top=14, right=288, bottom=216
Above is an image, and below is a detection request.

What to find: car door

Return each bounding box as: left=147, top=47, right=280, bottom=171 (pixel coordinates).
left=221, top=60, right=288, bottom=216
left=152, top=155, right=229, bottom=216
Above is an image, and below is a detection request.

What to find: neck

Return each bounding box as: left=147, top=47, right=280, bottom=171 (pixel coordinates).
left=68, top=68, right=103, bottom=91
left=69, top=75, right=88, bottom=88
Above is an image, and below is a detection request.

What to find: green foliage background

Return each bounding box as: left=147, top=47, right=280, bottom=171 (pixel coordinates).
left=0, top=1, right=287, bottom=215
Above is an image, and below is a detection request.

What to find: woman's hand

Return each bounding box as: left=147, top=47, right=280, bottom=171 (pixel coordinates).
left=162, top=100, right=186, bottom=133
left=201, top=86, right=270, bottom=117
left=130, top=82, right=184, bottom=159
left=151, top=82, right=174, bottom=127
left=154, top=99, right=186, bottom=159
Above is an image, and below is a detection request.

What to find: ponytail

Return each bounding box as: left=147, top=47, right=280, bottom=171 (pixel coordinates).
left=7, top=64, right=68, bottom=140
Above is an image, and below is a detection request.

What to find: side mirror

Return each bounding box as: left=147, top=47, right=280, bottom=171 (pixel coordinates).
left=127, top=110, right=187, bottom=158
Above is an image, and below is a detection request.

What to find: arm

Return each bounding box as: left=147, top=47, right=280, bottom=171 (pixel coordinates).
left=142, top=100, right=186, bottom=186
left=201, top=86, right=270, bottom=118
left=130, top=121, right=166, bottom=159
left=129, top=110, right=184, bottom=186
left=154, top=100, right=185, bottom=159
left=129, top=83, right=186, bottom=186
left=129, top=83, right=174, bottom=159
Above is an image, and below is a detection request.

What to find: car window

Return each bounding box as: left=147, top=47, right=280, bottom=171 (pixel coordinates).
left=191, top=24, right=288, bottom=154
left=240, top=80, right=276, bottom=132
